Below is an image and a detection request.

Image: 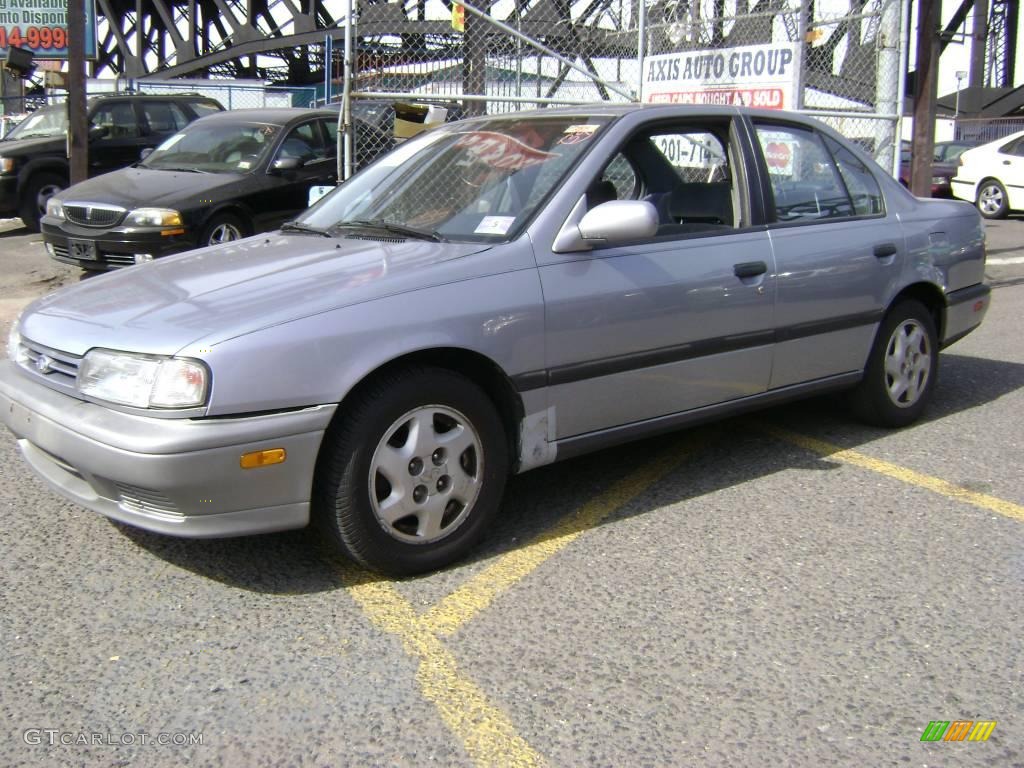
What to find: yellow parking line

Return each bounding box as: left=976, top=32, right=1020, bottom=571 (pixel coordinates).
left=342, top=564, right=545, bottom=768
left=760, top=425, right=1024, bottom=522
left=422, top=442, right=695, bottom=637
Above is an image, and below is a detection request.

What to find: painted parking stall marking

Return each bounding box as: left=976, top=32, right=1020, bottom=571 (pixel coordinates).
left=335, top=420, right=1022, bottom=764
left=337, top=435, right=702, bottom=766
left=758, top=424, right=1024, bottom=522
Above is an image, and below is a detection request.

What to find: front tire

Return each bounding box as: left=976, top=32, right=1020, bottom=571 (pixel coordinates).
left=200, top=212, right=248, bottom=246
left=20, top=172, right=66, bottom=232
left=976, top=179, right=1009, bottom=219
left=314, top=367, right=509, bottom=576
left=849, top=299, right=938, bottom=428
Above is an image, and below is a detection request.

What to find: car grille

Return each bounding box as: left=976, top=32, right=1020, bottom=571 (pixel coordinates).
left=19, top=337, right=81, bottom=385
left=64, top=203, right=126, bottom=227
left=19, top=338, right=81, bottom=390
left=51, top=243, right=136, bottom=267
left=116, top=483, right=182, bottom=518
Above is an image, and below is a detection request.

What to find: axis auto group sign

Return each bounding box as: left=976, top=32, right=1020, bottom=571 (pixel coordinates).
left=642, top=42, right=799, bottom=110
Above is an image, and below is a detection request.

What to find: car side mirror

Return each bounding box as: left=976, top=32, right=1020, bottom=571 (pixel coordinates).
left=271, top=157, right=302, bottom=173
left=139, top=147, right=153, bottom=160
left=553, top=199, right=659, bottom=252
left=88, top=125, right=108, bottom=140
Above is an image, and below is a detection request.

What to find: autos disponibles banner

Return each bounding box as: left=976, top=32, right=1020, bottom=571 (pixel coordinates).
left=0, top=0, right=97, bottom=59
left=642, top=42, right=799, bottom=110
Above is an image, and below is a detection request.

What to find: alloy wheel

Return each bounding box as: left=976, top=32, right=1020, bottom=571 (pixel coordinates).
left=883, top=318, right=932, bottom=408
left=368, top=405, right=484, bottom=544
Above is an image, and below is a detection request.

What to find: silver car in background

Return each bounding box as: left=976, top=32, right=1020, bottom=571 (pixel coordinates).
left=1, top=105, right=990, bottom=575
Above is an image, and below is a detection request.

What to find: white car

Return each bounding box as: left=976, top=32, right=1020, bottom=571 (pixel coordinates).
left=951, top=129, right=1024, bottom=218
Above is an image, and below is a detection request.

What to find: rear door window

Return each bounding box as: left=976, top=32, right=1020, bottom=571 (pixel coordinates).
left=141, top=102, right=190, bottom=134
left=754, top=123, right=853, bottom=221
left=90, top=102, right=139, bottom=139
left=823, top=135, right=884, bottom=216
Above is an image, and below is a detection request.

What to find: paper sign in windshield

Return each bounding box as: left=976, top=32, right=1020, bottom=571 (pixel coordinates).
left=455, top=131, right=557, bottom=171
left=474, top=216, right=515, bottom=235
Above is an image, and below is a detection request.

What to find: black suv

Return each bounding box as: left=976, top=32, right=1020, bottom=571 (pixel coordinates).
left=0, top=92, right=223, bottom=230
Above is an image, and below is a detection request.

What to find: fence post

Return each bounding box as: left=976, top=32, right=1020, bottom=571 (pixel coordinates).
left=637, top=0, right=646, bottom=102
left=341, top=0, right=354, bottom=180
left=893, top=0, right=911, bottom=176
left=463, top=0, right=487, bottom=116
left=876, top=0, right=901, bottom=175
left=794, top=0, right=810, bottom=110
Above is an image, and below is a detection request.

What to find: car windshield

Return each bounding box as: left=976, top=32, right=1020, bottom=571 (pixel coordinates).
left=300, top=115, right=611, bottom=242
left=140, top=121, right=281, bottom=172
left=3, top=104, right=67, bottom=140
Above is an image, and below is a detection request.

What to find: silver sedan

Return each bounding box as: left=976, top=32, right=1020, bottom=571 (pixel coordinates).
left=1, top=105, right=990, bottom=574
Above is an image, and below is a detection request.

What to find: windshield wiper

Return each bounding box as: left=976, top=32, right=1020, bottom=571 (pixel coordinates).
left=338, top=219, right=446, bottom=242
left=280, top=220, right=330, bottom=237
left=145, top=165, right=208, bottom=173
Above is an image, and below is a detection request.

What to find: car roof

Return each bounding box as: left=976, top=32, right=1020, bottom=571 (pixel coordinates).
left=191, top=108, right=338, bottom=126
left=88, top=92, right=221, bottom=103
left=446, top=103, right=835, bottom=124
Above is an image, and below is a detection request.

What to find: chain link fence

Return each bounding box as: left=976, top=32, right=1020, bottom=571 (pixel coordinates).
left=8, top=80, right=317, bottom=115
left=341, top=0, right=642, bottom=170
left=341, top=0, right=902, bottom=178
left=954, top=117, right=1024, bottom=144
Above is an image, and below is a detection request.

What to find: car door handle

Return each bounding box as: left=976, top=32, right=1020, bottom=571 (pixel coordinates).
left=1003, top=160, right=1012, bottom=165
left=874, top=243, right=898, bottom=258
left=733, top=261, right=767, bottom=278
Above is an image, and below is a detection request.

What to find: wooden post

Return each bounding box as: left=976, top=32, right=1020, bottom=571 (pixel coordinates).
left=910, top=0, right=940, bottom=198
left=68, top=0, right=88, bottom=184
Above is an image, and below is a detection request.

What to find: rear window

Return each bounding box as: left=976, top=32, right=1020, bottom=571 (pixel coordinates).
left=188, top=100, right=225, bottom=117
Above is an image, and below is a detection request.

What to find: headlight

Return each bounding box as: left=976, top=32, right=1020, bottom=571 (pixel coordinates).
left=931, top=176, right=947, bottom=185
left=6, top=312, right=27, bottom=365
left=0, top=156, right=14, bottom=173
left=45, top=197, right=65, bottom=219
left=77, top=349, right=209, bottom=409
left=124, top=208, right=182, bottom=227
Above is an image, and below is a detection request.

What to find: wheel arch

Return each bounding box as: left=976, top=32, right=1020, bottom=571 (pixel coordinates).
left=17, top=158, right=69, bottom=189
left=976, top=175, right=1004, bottom=189
left=323, top=346, right=526, bottom=471
left=197, top=204, right=253, bottom=236
left=890, top=281, right=946, bottom=341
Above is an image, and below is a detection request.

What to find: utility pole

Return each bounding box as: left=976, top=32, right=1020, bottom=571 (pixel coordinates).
left=68, top=0, right=88, bottom=184
left=969, top=0, right=989, bottom=89
left=910, top=0, right=940, bottom=198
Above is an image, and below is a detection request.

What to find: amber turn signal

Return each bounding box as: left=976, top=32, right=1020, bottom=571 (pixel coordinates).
left=240, top=448, right=286, bottom=469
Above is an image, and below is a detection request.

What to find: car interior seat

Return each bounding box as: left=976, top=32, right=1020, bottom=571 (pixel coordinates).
left=656, top=182, right=733, bottom=226
left=586, top=179, right=618, bottom=210
left=279, top=137, right=315, bottom=163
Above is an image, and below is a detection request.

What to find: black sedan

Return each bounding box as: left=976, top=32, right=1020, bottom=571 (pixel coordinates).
left=41, top=108, right=389, bottom=270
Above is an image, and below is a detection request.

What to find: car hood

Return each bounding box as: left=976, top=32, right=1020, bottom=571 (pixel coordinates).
left=57, top=166, right=250, bottom=209
left=0, top=135, right=62, bottom=155
left=21, top=233, right=495, bottom=356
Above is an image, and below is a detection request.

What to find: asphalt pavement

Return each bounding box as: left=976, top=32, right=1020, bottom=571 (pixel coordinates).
left=1, top=217, right=1021, bottom=767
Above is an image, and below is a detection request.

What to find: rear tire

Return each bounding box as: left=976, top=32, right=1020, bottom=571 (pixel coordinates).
left=849, top=299, right=938, bottom=428
left=20, top=172, right=66, bottom=232
left=976, top=179, right=1009, bottom=219
left=314, top=367, right=508, bottom=576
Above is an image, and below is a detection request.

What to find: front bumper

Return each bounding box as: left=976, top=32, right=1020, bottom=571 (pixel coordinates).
left=0, top=174, right=18, bottom=216
left=0, top=360, right=337, bottom=537
left=41, top=218, right=197, bottom=270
